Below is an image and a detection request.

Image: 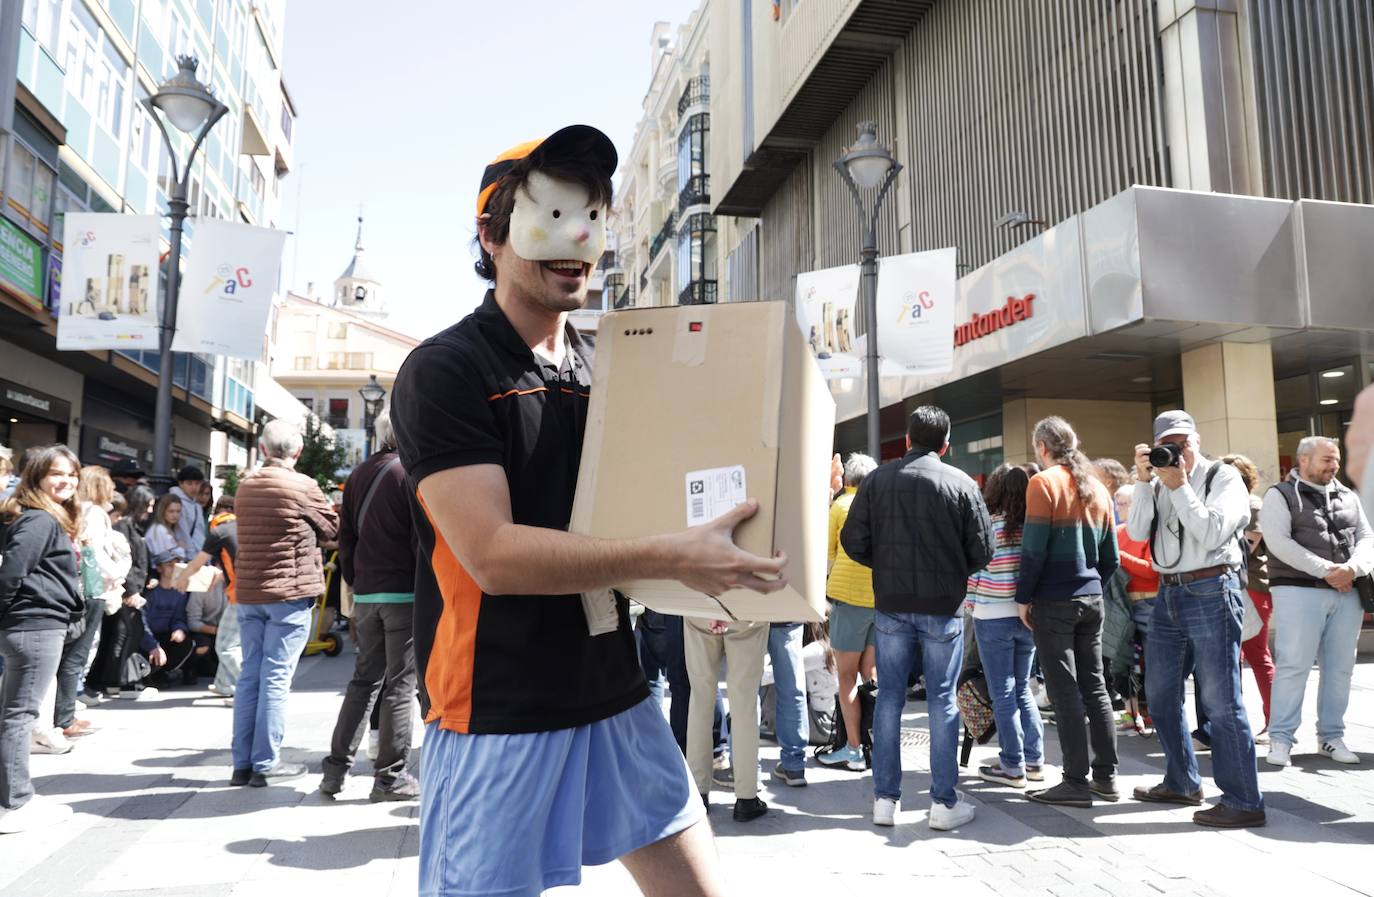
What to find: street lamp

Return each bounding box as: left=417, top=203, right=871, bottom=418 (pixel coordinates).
left=144, top=56, right=229, bottom=492
left=358, top=374, right=387, bottom=456
left=834, top=121, right=901, bottom=460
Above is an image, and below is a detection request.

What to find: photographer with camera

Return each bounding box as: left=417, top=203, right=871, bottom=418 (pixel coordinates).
left=1126, top=411, right=1264, bottom=828
left=1259, top=436, right=1372, bottom=768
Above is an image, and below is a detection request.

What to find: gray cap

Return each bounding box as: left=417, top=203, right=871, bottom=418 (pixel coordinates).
left=1153, top=410, right=1196, bottom=442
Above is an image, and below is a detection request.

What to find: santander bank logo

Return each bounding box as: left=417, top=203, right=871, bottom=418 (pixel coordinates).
left=954, top=293, right=1035, bottom=347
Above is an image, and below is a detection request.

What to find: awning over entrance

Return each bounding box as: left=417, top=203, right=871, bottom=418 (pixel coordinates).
left=833, top=186, right=1374, bottom=424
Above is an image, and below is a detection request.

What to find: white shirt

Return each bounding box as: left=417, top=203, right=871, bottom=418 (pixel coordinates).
left=1258, top=477, right=1374, bottom=579
left=1126, top=456, right=1250, bottom=573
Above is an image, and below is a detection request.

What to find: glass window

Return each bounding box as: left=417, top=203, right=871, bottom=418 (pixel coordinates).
left=327, top=322, right=347, bottom=339
left=23, top=0, right=62, bottom=52
left=6, top=142, right=36, bottom=217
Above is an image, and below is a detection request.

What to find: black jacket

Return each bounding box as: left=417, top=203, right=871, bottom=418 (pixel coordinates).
left=0, top=509, right=84, bottom=631
left=113, top=515, right=149, bottom=598
left=840, top=449, right=995, bottom=616
left=339, top=451, right=415, bottom=596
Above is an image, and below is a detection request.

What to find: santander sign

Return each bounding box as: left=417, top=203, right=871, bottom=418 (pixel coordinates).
left=954, top=293, right=1035, bottom=347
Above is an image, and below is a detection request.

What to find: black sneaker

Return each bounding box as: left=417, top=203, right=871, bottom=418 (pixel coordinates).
left=249, top=762, right=307, bottom=787
left=711, top=764, right=734, bottom=789
left=771, top=762, right=807, bottom=787
left=369, top=772, right=420, bottom=803
left=229, top=768, right=252, bottom=787
left=733, top=797, right=768, bottom=822
left=319, top=773, right=345, bottom=798
left=1090, top=778, right=1121, bottom=802
left=1027, top=782, right=1092, bottom=808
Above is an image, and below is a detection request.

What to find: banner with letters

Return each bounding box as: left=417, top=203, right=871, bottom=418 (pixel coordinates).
left=172, top=218, right=287, bottom=361
left=56, top=213, right=162, bottom=351
left=875, top=247, right=957, bottom=377
left=793, top=263, right=861, bottom=380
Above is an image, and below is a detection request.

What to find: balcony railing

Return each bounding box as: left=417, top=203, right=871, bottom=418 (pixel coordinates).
left=649, top=213, right=676, bottom=261
left=604, top=272, right=625, bottom=294
left=614, top=285, right=636, bottom=309
left=677, top=174, right=710, bottom=215
left=678, top=76, right=710, bottom=116
left=678, top=280, right=718, bottom=306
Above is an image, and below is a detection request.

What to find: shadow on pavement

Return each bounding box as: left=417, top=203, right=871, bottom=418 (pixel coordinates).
left=223, top=824, right=417, bottom=869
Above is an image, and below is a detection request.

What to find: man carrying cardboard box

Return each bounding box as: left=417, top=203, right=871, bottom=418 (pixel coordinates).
left=390, top=125, right=796, bottom=897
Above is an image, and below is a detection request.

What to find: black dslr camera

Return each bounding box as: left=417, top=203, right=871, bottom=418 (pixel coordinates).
left=1149, top=442, right=1184, bottom=468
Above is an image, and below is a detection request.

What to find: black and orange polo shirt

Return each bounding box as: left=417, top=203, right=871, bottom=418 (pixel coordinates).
left=391, top=291, right=648, bottom=734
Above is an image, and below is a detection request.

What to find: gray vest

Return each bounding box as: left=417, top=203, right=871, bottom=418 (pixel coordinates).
left=1265, top=479, right=1363, bottom=588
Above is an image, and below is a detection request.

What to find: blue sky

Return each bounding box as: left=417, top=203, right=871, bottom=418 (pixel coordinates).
left=278, top=0, right=703, bottom=339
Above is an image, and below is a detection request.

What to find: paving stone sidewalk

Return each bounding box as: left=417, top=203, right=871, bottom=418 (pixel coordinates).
left=3, top=647, right=1373, bottom=897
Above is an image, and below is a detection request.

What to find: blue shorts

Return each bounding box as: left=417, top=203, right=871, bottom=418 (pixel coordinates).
left=419, top=696, right=704, bottom=897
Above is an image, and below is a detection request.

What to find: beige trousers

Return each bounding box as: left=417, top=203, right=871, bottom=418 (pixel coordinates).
left=683, top=618, right=769, bottom=800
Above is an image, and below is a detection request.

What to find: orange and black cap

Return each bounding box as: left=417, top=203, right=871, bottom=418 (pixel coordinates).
left=476, top=124, right=617, bottom=217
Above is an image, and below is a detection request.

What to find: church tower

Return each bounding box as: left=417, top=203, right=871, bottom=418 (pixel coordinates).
left=333, top=213, right=386, bottom=318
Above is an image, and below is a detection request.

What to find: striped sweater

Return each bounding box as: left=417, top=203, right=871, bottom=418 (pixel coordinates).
left=967, top=515, right=1023, bottom=619
left=1015, top=464, right=1120, bottom=604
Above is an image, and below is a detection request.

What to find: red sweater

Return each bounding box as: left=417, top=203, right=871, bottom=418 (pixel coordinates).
left=1115, top=523, right=1158, bottom=597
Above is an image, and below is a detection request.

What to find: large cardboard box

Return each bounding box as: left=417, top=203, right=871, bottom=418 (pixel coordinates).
left=570, top=301, right=836, bottom=623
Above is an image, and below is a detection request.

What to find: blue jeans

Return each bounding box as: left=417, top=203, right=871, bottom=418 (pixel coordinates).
left=973, top=616, right=1044, bottom=776
left=636, top=610, right=670, bottom=705
left=768, top=623, right=809, bottom=772
left=0, top=627, right=65, bottom=810
left=872, top=611, right=962, bottom=807
left=1146, top=573, right=1263, bottom=812
left=1268, top=585, right=1363, bottom=747
left=231, top=598, right=313, bottom=772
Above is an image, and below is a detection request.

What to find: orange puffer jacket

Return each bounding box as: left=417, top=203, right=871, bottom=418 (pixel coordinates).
left=233, top=463, right=339, bottom=604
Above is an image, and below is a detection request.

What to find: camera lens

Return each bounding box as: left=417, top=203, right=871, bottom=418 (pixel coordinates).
left=1148, top=443, right=1183, bottom=468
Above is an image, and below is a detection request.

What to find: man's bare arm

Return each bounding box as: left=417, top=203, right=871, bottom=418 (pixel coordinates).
left=418, top=464, right=788, bottom=598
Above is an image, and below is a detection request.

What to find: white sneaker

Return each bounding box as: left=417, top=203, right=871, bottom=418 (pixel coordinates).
left=1266, top=741, right=1292, bottom=767
left=1320, top=738, right=1359, bottom=765
left=0, top=796, right=73, bottom=834
left=873, top=797, right=898, bottom=827
left=929, top=792, right=976, bottom=831
left=31, top=728, right=72, bottom=755
left=74, top=700, right=87, bottom=713
left=366, top=730, right=380, bottom=761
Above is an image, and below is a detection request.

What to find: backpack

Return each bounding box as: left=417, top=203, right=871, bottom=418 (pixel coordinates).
left=815, top=680, right=876, bottom=765
left=956, top=666, right=996, bottom=766
left=759, top=683, right=837, bottom=747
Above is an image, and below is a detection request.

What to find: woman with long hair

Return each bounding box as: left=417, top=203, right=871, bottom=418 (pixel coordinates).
left=1018, top=416, right=1121, bottom=808
left=144, top=494, right=188, bottom=567
left=969, top=462, right=1046, bottom=788
left=53, top=467, right=130, bottom=736
left=0, top=445, right=84, bottom=833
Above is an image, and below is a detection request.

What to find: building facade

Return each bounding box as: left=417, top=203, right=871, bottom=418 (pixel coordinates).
left=610, top=10, right=722, bottom=311
left=0, top=0, right=298, bottom=479
left=697, top=0, right=1372, bottom=490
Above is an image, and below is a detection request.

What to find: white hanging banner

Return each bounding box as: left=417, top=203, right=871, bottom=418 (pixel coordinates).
left=875, top=247, right=958, bottom=377
left=172, top=218, right=287, bottom=361
left=793, top=263, right=862, bottom=380
left=56, top=213, right=162, bottom=351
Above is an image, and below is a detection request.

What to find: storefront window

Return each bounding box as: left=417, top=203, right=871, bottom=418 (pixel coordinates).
left=946, top=414, right=1004, bottom=488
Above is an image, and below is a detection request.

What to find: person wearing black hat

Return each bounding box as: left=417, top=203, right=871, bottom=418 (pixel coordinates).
left=390, top=125, right=788, bottom=896
left=109, top=459, right=147, bottom=496
left=1126, top=410, right=1264, bottom=828
left=169, top=465, right=207, bottom=557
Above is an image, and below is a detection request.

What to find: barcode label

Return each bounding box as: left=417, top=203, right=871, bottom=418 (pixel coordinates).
left=685, top=465, right=747, bottom=527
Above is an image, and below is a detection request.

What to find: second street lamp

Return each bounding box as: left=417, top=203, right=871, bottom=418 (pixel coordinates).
left=359, top=374, right=387, bottom=457
left=834, top=121, right=902, bottom=461
left=144, top=55, right=229, bottom=492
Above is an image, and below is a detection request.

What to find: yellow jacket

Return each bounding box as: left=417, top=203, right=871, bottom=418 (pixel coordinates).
left=826, top=488, right=874, bottom=608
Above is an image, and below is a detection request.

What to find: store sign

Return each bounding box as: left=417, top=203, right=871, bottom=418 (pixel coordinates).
left=56, top=213, right=162, bottom=350
left=0, top=215, right=44, bottom=307
left=954, top=293, right=1036, bottom=347
left=0, top=378, right=70, bottom=424
left=80, top=425, right=153, bottom=467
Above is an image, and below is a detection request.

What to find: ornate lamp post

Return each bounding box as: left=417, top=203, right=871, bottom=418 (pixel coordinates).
left=144, top=56, right=229, bottom=491
left=358, top=374, right=387, bottom=457
left=834, top=121, right=901, bottom=459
